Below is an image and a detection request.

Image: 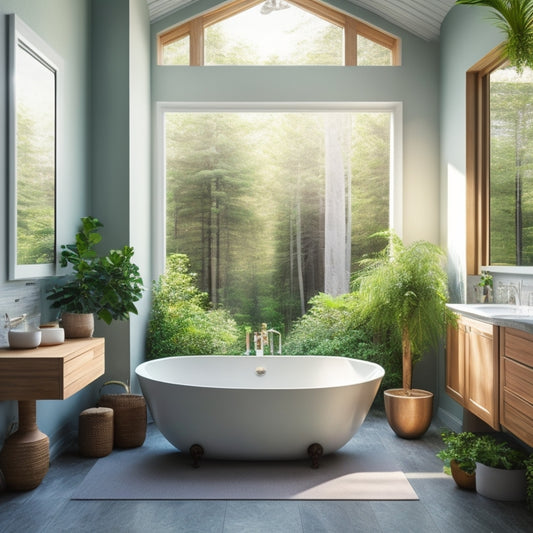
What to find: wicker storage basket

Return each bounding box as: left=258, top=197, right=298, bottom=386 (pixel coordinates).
left=98, top=381, right=147, bottom=449
left=78, top=407, right=114, bottom=458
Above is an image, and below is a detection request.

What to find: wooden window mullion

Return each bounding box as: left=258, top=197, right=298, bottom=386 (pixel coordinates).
left=190, top=18, right=204, bottom=66
left=345, top=18, right=357, bottom=66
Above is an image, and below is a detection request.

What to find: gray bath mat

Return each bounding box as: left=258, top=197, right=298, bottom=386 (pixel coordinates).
left=73, top=425, right=417, bottom=501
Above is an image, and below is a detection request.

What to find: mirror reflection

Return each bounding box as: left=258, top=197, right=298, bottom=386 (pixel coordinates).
left=8, top=15, right=59, bottom=279
left=15, top=41, right=56, bottom=265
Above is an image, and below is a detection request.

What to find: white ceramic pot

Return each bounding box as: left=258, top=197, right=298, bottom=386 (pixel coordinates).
left=8, top=329, right=42, bottom=349
left=475, top=462, right=527, bottom=501
left=39, top=327, right=65, bottom=346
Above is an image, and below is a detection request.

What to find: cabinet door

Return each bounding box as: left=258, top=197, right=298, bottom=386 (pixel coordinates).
left=446, top=321, right=466, bottom=404
left=465, top=320, right=499, bottom=429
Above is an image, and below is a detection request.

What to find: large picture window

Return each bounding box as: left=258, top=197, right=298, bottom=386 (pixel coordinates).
left=158, top=106, right=400, bottom=329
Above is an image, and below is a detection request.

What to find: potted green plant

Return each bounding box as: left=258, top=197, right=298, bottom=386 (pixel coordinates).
left=473, top=434, right=528, bottom=501
left=355, top=232, right=455, bottom=438
left=477, top=271, right=493, bottom=303
left=436, top=430, right=478, bottom=490
left=455, top=0, right=533, bottom=72
left=47, top=216, right=144, bottom=338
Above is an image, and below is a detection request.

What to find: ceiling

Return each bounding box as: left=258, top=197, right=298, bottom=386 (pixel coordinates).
left=146, top=0, right=457, bottom=41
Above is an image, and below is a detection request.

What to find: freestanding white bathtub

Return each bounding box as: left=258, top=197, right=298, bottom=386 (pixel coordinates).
left=136, top=356, right=384, bottom=462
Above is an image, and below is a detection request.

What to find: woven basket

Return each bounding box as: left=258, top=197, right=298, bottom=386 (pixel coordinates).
left=78, top=407, right=114, bottom=458
left=61, top=312, right=94, bottom=338
left=98, top=381, right=147, bottom=449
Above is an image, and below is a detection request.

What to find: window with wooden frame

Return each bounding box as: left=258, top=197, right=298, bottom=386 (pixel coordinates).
left=158, top=0, right=400, bottom=66
left=466, top=45, right=533, bottom=272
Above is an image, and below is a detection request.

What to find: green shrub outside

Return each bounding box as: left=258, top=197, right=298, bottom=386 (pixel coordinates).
left=146, top=254, right=241, bottom=358
left=283, top=292, right=402, bottom=393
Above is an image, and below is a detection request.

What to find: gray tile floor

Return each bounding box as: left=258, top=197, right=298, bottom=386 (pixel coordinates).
left=0, top=408, right=531, bottom=532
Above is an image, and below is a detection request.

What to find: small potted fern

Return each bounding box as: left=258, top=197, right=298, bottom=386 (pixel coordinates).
left=47, top=216, right=144, bottom=338
left=436, top=430, right=478, bottom=490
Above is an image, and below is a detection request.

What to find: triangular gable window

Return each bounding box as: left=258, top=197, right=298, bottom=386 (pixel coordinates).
left=158, top=0, right=400, bottom=66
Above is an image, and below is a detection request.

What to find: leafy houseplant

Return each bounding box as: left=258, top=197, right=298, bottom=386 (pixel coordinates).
left=437, top=431, right=479, bottom=474
left=473, top=434, right=526, bottom=470
left=47, top=217, right=144, bottom=336
left=355, top=232, right=456, bottom=438
left=437, top=430, right=478, bottom=490
left=456, top=0, right=533, bottom=72
left=473, top=434, right=528, bottom=501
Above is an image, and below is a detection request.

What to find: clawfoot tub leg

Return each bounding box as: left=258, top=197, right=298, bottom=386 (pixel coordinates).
left=307, top=443, right=323, bottom=469
left=190, top=444, right=204, bottom=468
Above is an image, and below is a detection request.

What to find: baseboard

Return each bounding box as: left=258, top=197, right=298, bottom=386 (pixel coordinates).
left=436, top=407, right=462, bottom=433
left=49, top=423, right=77, bottom=461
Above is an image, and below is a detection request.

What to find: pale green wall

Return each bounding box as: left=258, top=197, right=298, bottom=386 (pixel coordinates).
left=129, top=0, right=153, bottom=381
left=0, top=0, right=93, bottom=455
left=90, top=0, right=151, bottom=390
left=438, top=5, right=502, bottom=427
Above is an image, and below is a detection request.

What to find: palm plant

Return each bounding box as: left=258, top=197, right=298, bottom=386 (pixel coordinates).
left=355, top=232, right=455, bottom=393
left=456, top=0, right=533, bottom=72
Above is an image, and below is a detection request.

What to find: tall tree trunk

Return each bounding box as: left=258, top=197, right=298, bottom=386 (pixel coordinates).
left=289, top=210, right=294, bottom=299
left=324, top=114, right=350, bottom=296
left=344, top=117, right=352, bottom=281
left=207, top=181, right=214, bottom=302
left=214, top=175, right=221, bottom=307
left=296, top=196, right=305, bottom=315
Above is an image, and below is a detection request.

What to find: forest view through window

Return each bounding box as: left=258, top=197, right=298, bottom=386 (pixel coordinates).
left=490, top=65, right=533, bottom=265
left=165, top=112, right=390, bottom=332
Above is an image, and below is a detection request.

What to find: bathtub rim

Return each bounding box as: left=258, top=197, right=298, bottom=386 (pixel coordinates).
left=135, top=355, right=385, bottom=392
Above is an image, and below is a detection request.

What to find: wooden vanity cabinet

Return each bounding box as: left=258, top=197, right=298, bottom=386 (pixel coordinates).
left=446, top=316, right=500, bottom=429
left=500, top=327, right=533, bottom=447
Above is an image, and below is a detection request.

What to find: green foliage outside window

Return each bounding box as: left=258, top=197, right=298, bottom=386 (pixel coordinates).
left=146, top=254, right=242, bottom=358
left=490, top=66, right=533, bottom=265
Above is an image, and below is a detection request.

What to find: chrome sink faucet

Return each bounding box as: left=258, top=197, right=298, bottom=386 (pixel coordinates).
left=507, top=283, right=521, bottom=306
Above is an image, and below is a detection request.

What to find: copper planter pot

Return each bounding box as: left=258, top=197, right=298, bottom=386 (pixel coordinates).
left=384, top=388, right=433, bottom=439
left=450, top=459, right=476, bottom=490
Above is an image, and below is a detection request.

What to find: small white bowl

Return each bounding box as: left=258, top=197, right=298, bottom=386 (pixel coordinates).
left=39, top=327, right=65, bottom=346
left=8, top=329, right=42, bottom=349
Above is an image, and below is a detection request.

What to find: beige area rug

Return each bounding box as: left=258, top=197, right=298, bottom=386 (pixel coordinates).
left=73, top=427, right=418, bottom=501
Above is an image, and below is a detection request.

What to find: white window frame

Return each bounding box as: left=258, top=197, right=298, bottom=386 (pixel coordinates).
left=153, top=101, right=403, bottom=279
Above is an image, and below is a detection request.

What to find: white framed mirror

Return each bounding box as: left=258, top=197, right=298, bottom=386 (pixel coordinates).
left=8, top=15, right=62, bottom=279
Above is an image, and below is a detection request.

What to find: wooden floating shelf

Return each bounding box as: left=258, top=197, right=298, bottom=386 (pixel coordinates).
left=0, top=338, right=105, bottom=401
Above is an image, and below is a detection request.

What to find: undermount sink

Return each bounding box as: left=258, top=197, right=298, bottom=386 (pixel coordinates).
left=462, top=304, right=533, bottom=317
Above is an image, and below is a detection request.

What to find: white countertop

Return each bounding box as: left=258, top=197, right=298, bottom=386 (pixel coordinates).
left=447, top=303, right=533, bottom=335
